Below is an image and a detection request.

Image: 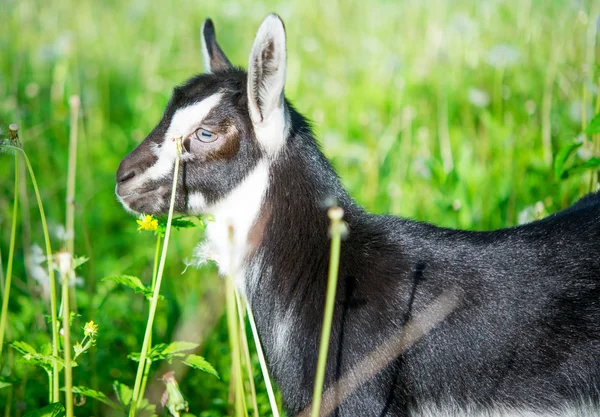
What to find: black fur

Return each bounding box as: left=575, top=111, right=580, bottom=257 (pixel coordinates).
left=246, top=104, right=600, bottom=415
left=117, top=16, right=600, bottom=417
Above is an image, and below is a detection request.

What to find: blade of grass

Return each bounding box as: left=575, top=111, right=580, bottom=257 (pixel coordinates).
left=128, top=136, right=183, bottom=417
left=2, top=141, right=60, bottom=402
left=234, top=291, right=259, bottom=417
left=0, top=150, right=19, bottom=357
left=58, top=254, right=74, bottom=417
left=311, top=206, right=344, bottom=417
left=60, top=96, right=80, bottom=417
left=246, top=303, right=280, bottom=417
left=65, top=96, right=79, bottom=257
left=225, top=272, right=247, bottom=417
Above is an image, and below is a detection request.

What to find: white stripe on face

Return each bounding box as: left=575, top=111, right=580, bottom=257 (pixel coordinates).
left=133, top=93, right=224, bottom=188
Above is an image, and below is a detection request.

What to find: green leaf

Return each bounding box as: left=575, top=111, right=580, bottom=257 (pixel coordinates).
left=40, top=343, right=52, bottom=356
left=102, top=275, right=155, bottom=300
left=162, top=341, right=199, bottom=355
left=585, top=113, right=600, bottom=134
left=72, top=256, right=89, bottom=270
left=113, top=380, right=133, bottom=407
left=561, top=157, right=600, bottom=179
left=23, top=403, right=65, bottom=417
left=554, top=141, right=582, bottom=180
left=10, top=342, right=67, bottom=372
left=129, top=341, right=200, bottom=364
left=181, top=354, right=219, bottom=378
left=128, top=343, right=169, bottom=362
left=139, top=398, right=157, bottom=416
left=0, top=375, right=18, bottom=389
left=10, top=340, right=37, bottom=355
left=170, top=218, right=197, bottom=230
left=68, top=386, right=122, bottom=410
left=155, top=216, right=201, bottom=236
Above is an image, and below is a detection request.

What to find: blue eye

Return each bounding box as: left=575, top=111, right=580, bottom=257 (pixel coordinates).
left=194, top=128, right=217, bottom=143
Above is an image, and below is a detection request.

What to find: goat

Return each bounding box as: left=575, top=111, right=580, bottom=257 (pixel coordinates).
left=116, top=14, right=600, bottom=417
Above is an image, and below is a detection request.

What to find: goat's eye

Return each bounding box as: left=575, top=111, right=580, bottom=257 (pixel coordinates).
left=193, top=128, right=217, bottom=143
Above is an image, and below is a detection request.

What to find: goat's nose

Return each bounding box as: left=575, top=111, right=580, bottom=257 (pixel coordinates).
left=116, top=160, right=137, bottom=184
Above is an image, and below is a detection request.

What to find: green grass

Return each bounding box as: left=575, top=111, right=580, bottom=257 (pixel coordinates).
left=1, top=0, right=599, bottom=415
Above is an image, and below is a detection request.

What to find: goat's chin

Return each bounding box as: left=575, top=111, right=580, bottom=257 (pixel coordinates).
left=117, top=187, right=170, bottom=216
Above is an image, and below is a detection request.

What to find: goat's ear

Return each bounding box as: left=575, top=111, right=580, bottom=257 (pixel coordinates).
left=247, top=14, right=286, bottom=125
left=201, top=19, right=233, bottom=73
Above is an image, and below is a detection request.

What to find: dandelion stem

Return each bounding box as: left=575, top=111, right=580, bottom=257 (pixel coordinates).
left=311, top=206, right=344, bottom=417
left=136, top=233, right=161, bottom=405
left=151, top=235, right=162, bottom=291
left=129, top=137, right=182, bottom=417
left=0, top=152, right=19, bottom=357
left=246, top=303, right=280, bottom=417
left=3, top=144, right=60, bottom=402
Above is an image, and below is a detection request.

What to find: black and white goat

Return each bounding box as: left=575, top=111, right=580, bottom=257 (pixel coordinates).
left=116, top=14, right=600, bottom=417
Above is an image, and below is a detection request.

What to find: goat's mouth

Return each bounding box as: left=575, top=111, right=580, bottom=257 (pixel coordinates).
left=116, top=186, right=169, bottom=215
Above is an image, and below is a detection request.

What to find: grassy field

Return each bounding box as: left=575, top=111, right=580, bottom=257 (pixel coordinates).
left=1, top=0, right=600, bottom=415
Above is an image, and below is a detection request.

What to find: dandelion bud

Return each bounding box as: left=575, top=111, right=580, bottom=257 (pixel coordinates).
left=161, top=371, right=188, bottom=417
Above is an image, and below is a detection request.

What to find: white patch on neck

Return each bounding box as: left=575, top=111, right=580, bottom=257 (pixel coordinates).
left=187, top=192, right=206, bottom=214
left=201, top=160, right=270, bottom=291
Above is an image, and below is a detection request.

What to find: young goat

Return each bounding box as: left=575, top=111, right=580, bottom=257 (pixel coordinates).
left=116, top=14, right=600, bottom=417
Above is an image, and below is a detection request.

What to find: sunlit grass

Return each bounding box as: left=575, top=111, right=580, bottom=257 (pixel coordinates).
left=1, top=0, right=599, bottom=414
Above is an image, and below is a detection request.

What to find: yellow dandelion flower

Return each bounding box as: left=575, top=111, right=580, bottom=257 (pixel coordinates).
left=83, top=321, right=98, bottom=337
left=137, top=215, right=158, bottom=231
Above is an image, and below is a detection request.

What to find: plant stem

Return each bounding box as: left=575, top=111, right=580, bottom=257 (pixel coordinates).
left=311, top=206, right=344, bottom=417
left=0, top=153, right=19, bottom=357
left=128, top=137, right=182, bottom=417
left=235, top=291, right=259, bottom=417
left=136, top=234, right=161, bottom=405
left=226, top=274, right=246, bottom=417
left=59, top=96, right=79, bottom=417
left=66, top=96, right=79, bottom=257
left=246, top=303, right=280, bottom=417
left=61, top=268, right=74, bottom=417
left=3, top=144, right=60, bottom=402
left=151, top=235, right=161, bottom=291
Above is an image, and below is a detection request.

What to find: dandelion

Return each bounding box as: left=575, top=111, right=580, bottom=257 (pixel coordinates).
left=56, top=250, right=73, bottom=278
left=137, top=215, right=158, bottom=231
left=486, top=44, right=521, bottom=69
left=83, top=321, right=98, bottom=338
left=28, top=244, right=51, bottom=298
left=467, top=88, right=490, bottom=108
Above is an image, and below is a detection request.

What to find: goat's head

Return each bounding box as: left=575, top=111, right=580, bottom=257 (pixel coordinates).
left=115, top=14, right=289, bottom=216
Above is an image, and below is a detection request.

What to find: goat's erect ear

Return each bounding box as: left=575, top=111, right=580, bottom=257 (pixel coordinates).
left=247, top=14, right=286, bottom=125
left=201, top=19, right=233, bottom=73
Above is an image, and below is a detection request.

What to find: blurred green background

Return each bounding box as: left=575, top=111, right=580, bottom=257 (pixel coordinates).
left=1, top=0, right=599, bottom=415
